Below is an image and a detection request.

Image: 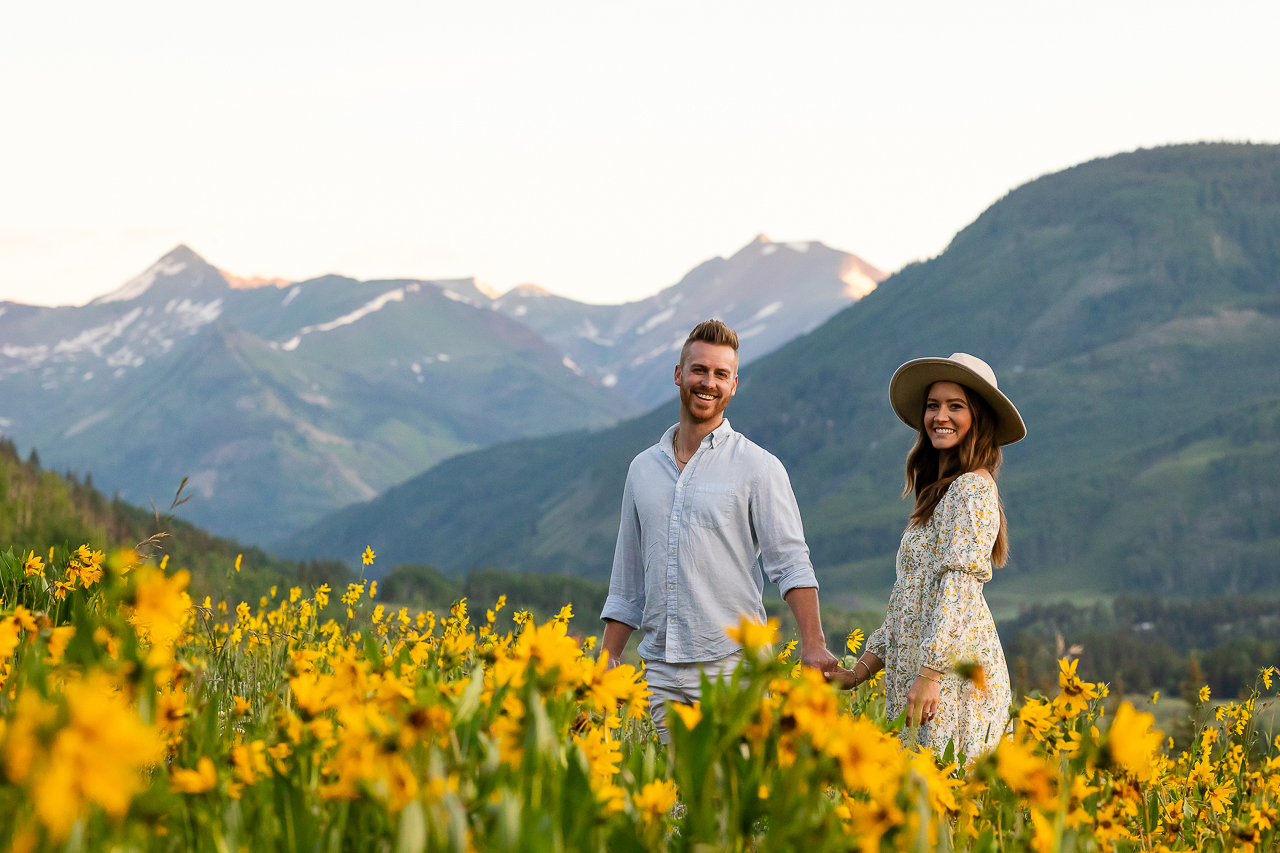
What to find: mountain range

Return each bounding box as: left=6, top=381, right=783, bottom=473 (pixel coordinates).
left=489, top=236, right=884, bottom=407
left=279, top=143, right=1280, bottom=612
left=0, top=238, right=878, bottom=545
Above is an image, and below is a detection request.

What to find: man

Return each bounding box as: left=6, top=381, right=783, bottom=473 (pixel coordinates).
left=600, top=319, right=838, bottom=741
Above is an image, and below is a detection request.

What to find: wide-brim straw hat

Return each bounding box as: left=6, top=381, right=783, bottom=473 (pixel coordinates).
left=889, top=353, right=1026, bottom=446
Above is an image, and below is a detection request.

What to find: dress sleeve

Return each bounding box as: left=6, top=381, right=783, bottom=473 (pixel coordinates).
left=865, top=615, right=891, bottom=660
left=919, top=476, right=999, bottom=671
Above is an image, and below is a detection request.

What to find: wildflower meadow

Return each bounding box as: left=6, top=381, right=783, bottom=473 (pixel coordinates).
left=0, top=545, right=1278, bottom=852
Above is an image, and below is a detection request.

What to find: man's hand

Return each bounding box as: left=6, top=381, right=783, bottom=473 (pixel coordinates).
left=801, top=643, right=839, bottom=675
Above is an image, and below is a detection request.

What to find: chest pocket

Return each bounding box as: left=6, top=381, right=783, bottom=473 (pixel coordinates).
left=692, top=482, right=738, bottom=529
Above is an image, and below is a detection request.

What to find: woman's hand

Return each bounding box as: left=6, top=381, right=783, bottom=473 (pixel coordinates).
left=906, top=670, right=942, bottom=727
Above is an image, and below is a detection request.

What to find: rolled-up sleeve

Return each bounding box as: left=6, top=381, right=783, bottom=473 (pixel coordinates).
left=601, top=474, right=645, bottom=628
left=751, top=454, right=818, bottom=598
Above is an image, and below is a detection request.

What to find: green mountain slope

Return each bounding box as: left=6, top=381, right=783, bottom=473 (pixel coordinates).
left=280, top=143, right=1280, bottom=609
left=0, top=437, right=312, bottom=604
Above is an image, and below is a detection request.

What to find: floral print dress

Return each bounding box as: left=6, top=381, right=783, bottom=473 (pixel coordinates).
left=865, top=472, right=1012, bottom=761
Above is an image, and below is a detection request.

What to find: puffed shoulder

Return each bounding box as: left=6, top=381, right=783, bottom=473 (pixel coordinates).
left=936, top=473, right=998, bottom=520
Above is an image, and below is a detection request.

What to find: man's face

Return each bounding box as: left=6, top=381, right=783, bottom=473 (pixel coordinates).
left=674, top=341, right=738, bottom=423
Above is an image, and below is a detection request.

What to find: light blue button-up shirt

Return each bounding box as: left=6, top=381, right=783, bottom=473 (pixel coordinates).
left=600, top=419, right=819, bottom=663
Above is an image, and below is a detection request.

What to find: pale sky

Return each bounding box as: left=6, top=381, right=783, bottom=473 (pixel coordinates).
left=2, top=2, right=1278, bottom=308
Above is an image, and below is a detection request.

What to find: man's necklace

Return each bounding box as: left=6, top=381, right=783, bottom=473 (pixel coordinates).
left=673, top=430, right=691, bottom=466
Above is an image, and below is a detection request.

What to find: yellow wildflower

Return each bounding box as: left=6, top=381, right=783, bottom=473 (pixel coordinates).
left=995, top=734, right=1055, bottom=807
left=44, top=626, right=75, bottom=665
left=232, top=739, right=270, bottom=786
left=170, top=756, right=217, bottom=794
left=633, top=778, right=678, bottom=820
left=1017, top=697, right=1054, bottom=741
left=1028, top=808, right=1056, bottom=853
left=0, top=618, right=22, bottom=661
left=12, top=672, right=165, bottom=840
left=671, top=702, right=702, bottom=731
left=362, top=546, right=376, bottom=565
left=129, top=567, right=192, bottom=664
left=724, top=615, right=778, bottom=652
left=22, top=552, right=44, bottom=578
left=1207, top=780, right=1236, bottom=815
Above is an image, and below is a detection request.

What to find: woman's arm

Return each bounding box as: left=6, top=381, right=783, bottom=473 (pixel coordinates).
left=826, top=651, right=884, bottom=690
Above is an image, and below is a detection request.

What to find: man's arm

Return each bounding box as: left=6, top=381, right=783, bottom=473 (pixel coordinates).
left=602, top=619, right=634, bottom=667
left=783, top=586, right=838, bottom=674
left=600, top=473, right=645, bottom=666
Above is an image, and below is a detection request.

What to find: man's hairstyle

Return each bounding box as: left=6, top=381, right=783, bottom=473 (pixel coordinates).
left=679, top=319, right=740, bottom=369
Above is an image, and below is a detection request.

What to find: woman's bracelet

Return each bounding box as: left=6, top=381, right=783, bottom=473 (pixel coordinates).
left=853, top=659, right=870, bottom=685
left=917, top=671, right=942, bottom=684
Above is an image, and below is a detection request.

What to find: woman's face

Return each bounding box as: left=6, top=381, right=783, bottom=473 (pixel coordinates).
left=923, top=381, right=972, bottom=451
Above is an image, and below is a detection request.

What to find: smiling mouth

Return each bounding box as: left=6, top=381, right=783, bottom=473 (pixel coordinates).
left=694, top=392, right=717, bottom=401
left=933, top=427, right=955, bottom=434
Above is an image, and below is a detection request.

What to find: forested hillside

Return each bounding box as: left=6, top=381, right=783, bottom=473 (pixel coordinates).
left=0, top=438, right=312, bottom=602
left=281, top=143, right=1280, bottom=612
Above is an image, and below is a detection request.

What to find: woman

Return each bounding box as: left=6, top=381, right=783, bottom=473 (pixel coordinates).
left=828, top=352, right=1023, bottom=761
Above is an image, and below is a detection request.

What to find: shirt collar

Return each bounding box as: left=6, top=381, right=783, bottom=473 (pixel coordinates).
left=708, top=418, right=734, bottom=448
left=659, top=418, right=735, bottom=461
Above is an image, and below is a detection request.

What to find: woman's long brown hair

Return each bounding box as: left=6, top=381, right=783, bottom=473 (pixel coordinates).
left=903, top=383, right=1009, bottom=567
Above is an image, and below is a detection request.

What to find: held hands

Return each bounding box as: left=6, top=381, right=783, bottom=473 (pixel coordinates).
left=825, top=666, right=859, bottom=690
left=906, top=668, right=943, bottom=727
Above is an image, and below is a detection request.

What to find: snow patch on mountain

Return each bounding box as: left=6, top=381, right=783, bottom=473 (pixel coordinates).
left=635, top=307, right=676, bottom=335
left=749, top=301, right=783, bottom=323
left=63, top=409, right=111, bottom=438
left=94, top=259, right=188, bottom=304
left=278, top=287, right=408, bottom=351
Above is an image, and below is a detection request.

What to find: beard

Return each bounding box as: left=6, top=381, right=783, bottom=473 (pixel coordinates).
left=680, top=383, right=730, bottom=423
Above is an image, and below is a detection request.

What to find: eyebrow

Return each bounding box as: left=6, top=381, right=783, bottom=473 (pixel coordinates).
left=927, top=396, right=968, bottom=404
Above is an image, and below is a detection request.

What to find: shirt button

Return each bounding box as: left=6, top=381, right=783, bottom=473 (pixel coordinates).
left=668, top=584, right=675, bottom=590
left=669, top=548, right=675, bottom=555
left=671, top=514, right=677, bottom=521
